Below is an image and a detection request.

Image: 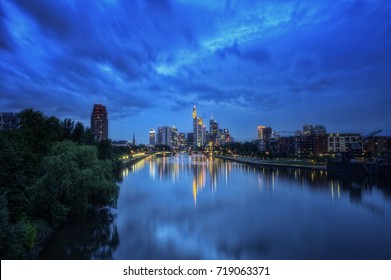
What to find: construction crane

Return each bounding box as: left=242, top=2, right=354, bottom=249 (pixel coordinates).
left=363, top=130, right=382, bottom=139
left=275, top=130, right=296, bottom=134
left=361, top=130, right=382, bottom=156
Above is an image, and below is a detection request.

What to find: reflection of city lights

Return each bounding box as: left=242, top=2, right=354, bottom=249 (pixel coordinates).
left=337, top=182, right=341, bottom=199
left=193, top=177, right=197, bottom=206
left=258, top=174, right=263, bottom=191
left=329, top=180, right=341, bottom=201
left=272, top=171, right=275, bottom=192
left=331, top=180, right=335, bottom=201
left=132, top=159, right=145, bottom=173
left=122, top=168, right=129, bottom=178
left=142, top=153, right=345, bottom=207
left=133, top=152, right=145, bottom=157
left=149, top=159, right=156, bottom=180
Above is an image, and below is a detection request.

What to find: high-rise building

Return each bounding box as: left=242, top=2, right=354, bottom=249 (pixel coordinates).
left=303, top=124, right=326, bottom=135
left=202, top=125, right=207, bottom=145
left=171, top=126, right=178, bottom=147
left=210, top=115, right=219, bottom=145
left=314, top=125, right=327, bottom=135
left=149, top=129, right=156, bottom=146
left=0, top=112, right=18, bottom=130
left=187, top=132, right=194, bottom=147
left=303, top=124, right=313, bottom=135
left=257, top=126, right=272, bottom=140
left=192, top=105, right=203, bottom=147
left=156, top=126, right=179, bottom=146
left=91, top=104, right=108, bottom=141
left=157, top=126, right=172, bottom=146
left=178, top=132, right=187, bottom=148
left=223, top=128, right=231, bottom=143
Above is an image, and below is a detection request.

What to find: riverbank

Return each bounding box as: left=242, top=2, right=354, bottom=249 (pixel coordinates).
left=121, top=154, right=150, bottom=166
left=215, top=155, right=326, bottom=170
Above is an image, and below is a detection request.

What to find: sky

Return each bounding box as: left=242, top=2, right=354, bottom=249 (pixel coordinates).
left=1, top=0, right=391, bottom=143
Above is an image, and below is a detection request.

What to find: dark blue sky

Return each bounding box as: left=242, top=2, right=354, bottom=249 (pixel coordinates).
left=1, top=0, right=391, bottom=143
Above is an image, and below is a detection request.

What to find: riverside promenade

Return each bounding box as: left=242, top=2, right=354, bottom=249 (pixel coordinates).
left=215, top=155, right=327, bottom=171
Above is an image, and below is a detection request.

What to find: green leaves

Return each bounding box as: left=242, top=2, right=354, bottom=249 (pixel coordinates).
left=0, top=109, right=119, bottom=259
left=31, top=141, right=119, bottom=226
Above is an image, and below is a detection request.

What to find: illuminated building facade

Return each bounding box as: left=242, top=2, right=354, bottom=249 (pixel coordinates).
left=171, top=126, right=178, bottom=147
left=210, top=116, right=219, bottom=145
left=303, top=124, right=327, bottom=135
left=257, top=125, right=272, bottom=140
left=297, top=134, right=328, bottom=156
left=187, top=132, right=194, bottom=147
left=178, top=132, right=187, bottom=148
left=328, top=133, right=363, bottom=153
left=149, top=129, right=156, bottom=146
left=91, top=104, right=108, bottom=141
left=192, top=105, right=204, bottom=147
left=157, top=126, right=172, bottom=146
left=303, top=124, right=313, bottom=136
left=156, top=125, right=179, bottom=147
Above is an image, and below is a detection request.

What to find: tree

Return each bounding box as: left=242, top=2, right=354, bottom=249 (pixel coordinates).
left=0, top=133, right=30, bottom=221
left=72, top=122, right=85, bottom=143
left=98, top=139, right=112, bottom=160
left=0, top=109, right=121, bottom=259
left=31, top=141, right=119, bottom=226
left=61, top=118, right=75, bottom=140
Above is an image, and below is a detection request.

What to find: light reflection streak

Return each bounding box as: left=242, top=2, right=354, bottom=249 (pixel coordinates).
left=119, top=153, right=375, bottom=209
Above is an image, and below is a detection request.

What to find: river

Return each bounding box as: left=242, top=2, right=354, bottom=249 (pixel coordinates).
left=40, top=153, right=391, bottom=259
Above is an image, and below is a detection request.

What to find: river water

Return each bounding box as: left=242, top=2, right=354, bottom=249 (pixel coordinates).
left=41, top=153, right=391, bottom=259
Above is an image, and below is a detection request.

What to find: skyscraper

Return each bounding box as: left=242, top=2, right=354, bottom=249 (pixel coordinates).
left=187, top=132, right=195, bottom=147
left=314, top=125, right=327, bottom=135
left=157, top=126, right=172, bottom=146
left=303, top=124, right=326, bottom=135
left=210, top=115, right=219, bottom=145
left=149, top=129, right=156, bottom=146
left=303, top=124, right=313, bottom=135
left=178, top=132, right=187, bottom=148
left=192, top=104, right=203, bottom=147
left=91, top=104, right=108, bottom=141
left=171, top=126, right=178, bottom=147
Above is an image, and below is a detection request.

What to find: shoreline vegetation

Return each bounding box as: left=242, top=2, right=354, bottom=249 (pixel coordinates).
left=0, top=109, right=126, bottom=259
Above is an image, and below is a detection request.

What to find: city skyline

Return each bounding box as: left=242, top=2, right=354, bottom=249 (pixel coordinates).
left=1, top=0, right=391, bottom=143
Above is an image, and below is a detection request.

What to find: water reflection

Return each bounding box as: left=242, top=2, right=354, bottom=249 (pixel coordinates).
left=142, top=154, right=391, bottom=214
left=327, top=172, right=391, bottom=216
left=41, top=210, right=119, bottom=259
left=42, top=153, right=391, bottom=259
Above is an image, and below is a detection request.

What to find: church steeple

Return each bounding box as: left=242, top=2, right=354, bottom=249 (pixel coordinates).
left=132, top=133, right=136, bottom=146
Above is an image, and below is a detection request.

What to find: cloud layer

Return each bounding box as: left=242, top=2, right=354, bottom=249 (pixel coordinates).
left=1, top=0, right=391, bottom=141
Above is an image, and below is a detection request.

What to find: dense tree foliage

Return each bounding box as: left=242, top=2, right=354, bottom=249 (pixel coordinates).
left=31, top=141, right=118, bottom=226
left=0, top=109, right=119, bottom=259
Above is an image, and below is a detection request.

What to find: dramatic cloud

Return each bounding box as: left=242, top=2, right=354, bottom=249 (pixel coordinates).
left=1, top=0, right=391, bottom=141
